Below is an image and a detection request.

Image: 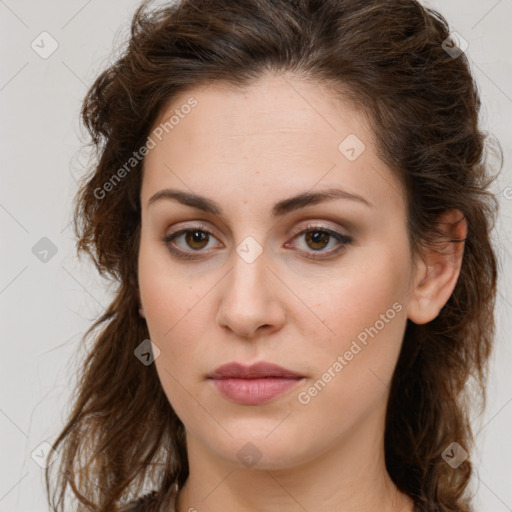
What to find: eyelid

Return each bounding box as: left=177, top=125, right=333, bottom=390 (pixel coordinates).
left=165, top=221, right=221, bottom=240
left=288, top=220, right=350, bottom=238
left=165, top=221, right=348, bottom=242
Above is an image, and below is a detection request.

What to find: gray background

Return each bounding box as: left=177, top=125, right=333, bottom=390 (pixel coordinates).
left=1, top=1, right=511, bottom=510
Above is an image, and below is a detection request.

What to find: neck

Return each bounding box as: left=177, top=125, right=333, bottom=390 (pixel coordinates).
left=175, top=399, right=415, bottom=512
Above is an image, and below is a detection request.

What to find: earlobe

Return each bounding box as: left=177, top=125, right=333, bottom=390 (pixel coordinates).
left=407, top=210, right=467, bottom=325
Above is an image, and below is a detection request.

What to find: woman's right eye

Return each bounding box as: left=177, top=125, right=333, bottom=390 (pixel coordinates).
left=163, top=227, right=221, bottom=260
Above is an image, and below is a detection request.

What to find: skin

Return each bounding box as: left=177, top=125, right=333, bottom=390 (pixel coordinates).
left=137, top=72, right=466, bottom=512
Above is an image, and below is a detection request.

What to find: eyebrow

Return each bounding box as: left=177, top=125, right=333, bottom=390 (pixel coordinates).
left=147, top=187, right=373, bottom=216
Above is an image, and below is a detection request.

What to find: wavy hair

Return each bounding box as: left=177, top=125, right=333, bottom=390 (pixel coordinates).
left=46, top=0, right=501, bottom=510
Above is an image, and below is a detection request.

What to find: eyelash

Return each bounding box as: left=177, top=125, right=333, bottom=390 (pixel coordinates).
left=163, top=223, right=353, bottom=261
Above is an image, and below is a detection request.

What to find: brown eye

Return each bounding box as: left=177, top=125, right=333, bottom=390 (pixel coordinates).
left=304, top=230, right=331, bottom=251
left=163, top=226, right=221, bottom=260
left=288, top=226, right=353, bottom=260
left=184, top=230, right=209, bottom=250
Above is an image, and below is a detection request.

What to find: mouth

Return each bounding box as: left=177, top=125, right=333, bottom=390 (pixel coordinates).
left=207, top=361, right=305, bottom=405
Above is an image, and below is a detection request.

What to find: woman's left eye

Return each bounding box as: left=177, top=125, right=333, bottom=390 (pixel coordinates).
left=288, top=227, right=353, bottom=259
left=163, top=225, right=352, bottom=260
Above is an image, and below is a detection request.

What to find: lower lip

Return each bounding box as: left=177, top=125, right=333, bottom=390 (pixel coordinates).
left=210, top=377, right=303, bottom=405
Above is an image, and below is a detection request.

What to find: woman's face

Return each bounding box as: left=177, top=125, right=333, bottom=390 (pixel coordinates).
left=138, top=73, right=424, bottom=470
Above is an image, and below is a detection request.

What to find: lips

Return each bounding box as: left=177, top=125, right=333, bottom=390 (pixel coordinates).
left=207, top=362, right=305, bottom=405
left=207, top=361, right=304, bottom=379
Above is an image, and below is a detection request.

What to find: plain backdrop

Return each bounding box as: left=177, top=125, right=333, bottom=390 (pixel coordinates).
left=1, top=1, right=511, bottom=511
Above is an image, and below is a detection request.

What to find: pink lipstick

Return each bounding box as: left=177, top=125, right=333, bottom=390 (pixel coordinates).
left=207, top=361, right=305, bottom=405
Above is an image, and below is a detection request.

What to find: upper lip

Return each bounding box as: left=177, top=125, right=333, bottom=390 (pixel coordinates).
left=208, top=361, right=304, bottom=379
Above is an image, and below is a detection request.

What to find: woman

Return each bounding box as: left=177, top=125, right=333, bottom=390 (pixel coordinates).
left=46, top=0, right=501, bottom=511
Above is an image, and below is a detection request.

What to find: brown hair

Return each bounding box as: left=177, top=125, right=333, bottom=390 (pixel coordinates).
left=46, top=0, right=502, bottom=510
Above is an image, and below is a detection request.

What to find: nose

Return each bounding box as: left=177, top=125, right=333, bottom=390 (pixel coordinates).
left=216, top=246, right=286, bottom=339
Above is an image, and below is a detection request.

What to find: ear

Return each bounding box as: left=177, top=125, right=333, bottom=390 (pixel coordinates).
left=136, top=287, right=145, bottom=318
left=407, top=209, right=467, bottom=325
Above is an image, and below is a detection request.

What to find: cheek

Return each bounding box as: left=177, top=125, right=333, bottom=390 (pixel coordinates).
left=301, top=252, right=409, bottom=399
left=312, top=255, right=406, bottom=343
left=138, top=241, right=220, bottom=399
left=138, top=240, right=205, bottom=341
left=138, top=253, right=204, bottom=415
left=293, top=294, right=407, bottom=440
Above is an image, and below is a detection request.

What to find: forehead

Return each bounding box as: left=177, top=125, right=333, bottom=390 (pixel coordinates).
left=140, top=73, right=405, bottom=216
left=148, top=73, right=371, bottom=149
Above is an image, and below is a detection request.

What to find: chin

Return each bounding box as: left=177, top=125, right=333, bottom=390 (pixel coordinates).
left=203, top=427, right=314, bottom=471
